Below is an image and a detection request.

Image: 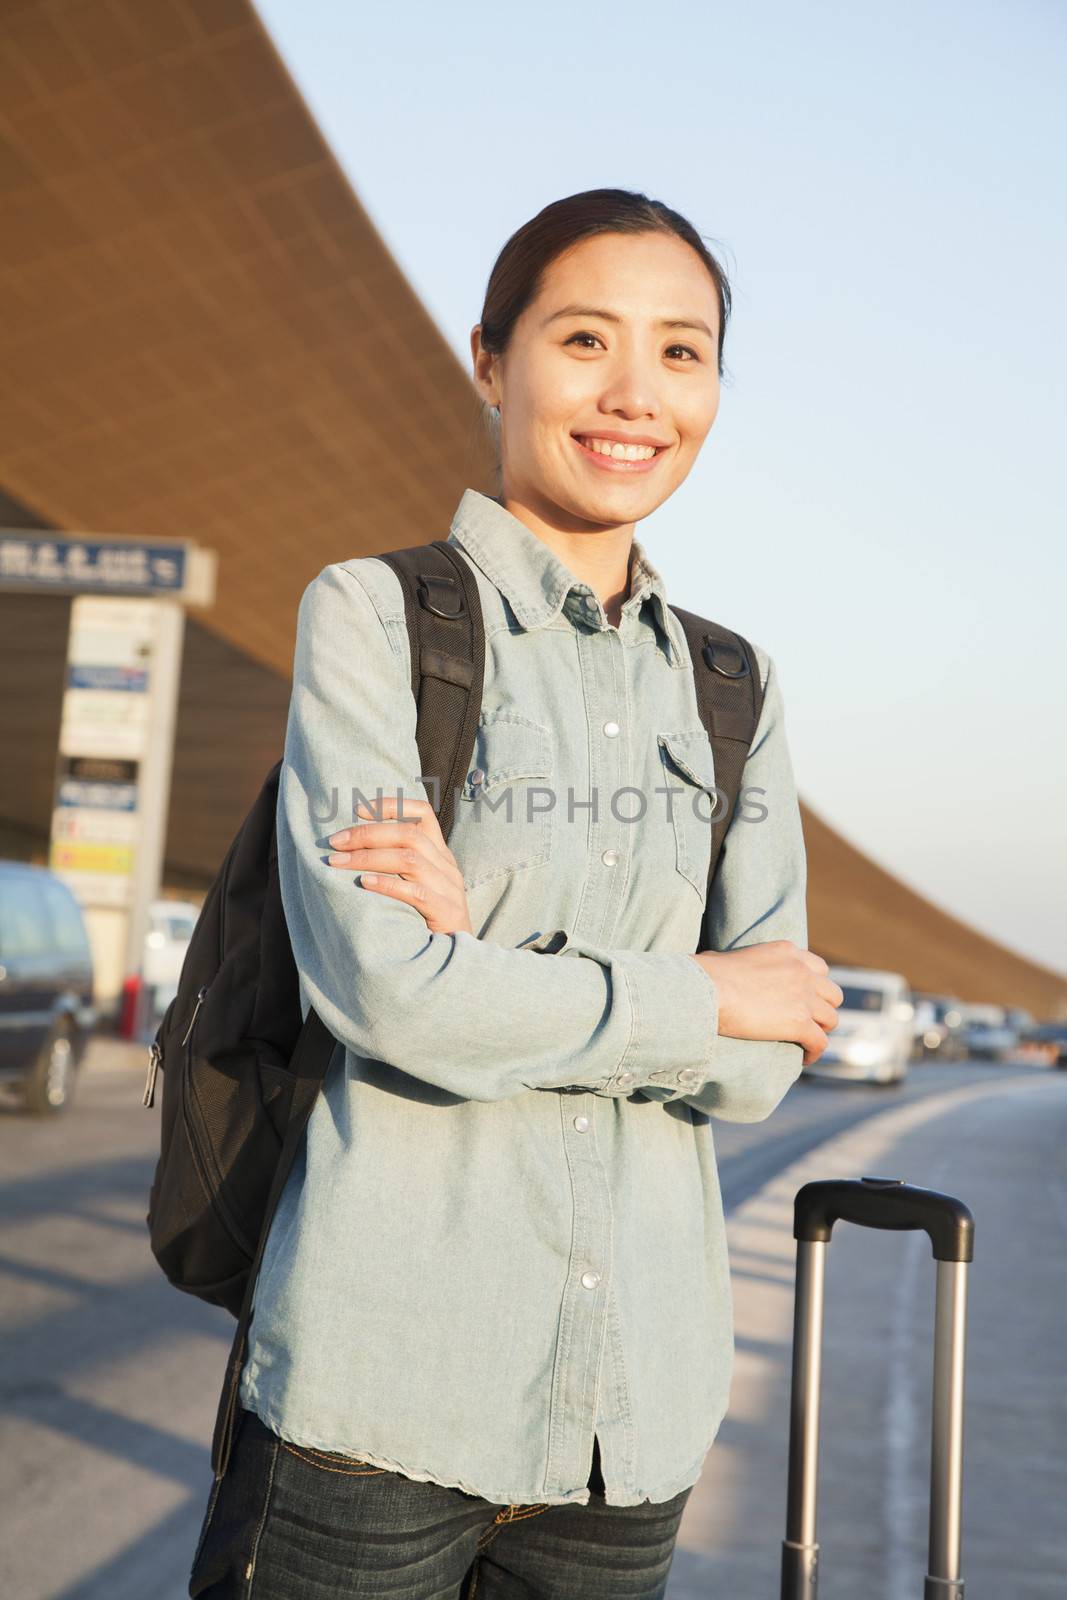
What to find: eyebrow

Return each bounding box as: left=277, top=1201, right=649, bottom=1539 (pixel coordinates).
left=542, top=304, right=716, bottom=341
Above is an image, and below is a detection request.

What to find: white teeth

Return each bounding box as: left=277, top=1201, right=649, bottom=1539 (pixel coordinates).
left=578, top=436, right=659, bottom=461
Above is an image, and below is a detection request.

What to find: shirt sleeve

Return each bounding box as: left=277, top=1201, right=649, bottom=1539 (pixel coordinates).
left=641, top=650, right=810, bottom=1122
left=277, top=561, right=720, bottom=1103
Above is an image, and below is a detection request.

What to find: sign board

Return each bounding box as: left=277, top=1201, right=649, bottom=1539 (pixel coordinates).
left=47, top=596, right=185, bottom=1004
left=0, top=531, right=216, bottom=605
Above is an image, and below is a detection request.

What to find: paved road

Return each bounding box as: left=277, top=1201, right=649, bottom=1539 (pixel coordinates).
left=0, top=1039, right=1047, bottom=1599
left=669, top=1067, right=1067, bottom=1599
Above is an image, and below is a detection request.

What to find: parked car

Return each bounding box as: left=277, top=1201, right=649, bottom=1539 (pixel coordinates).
left=955, top=1002, right=1021, bottom=1062
left=909, top=996, right=944, bottom=1060
left=803, top=966, right=913, bottom=1086
left=0, top=862, right=96, bottom=1113
left=119, top=898, right=201, bottom=1042
left=143, top=898, right=200, bottom=1005
left=910, top=991, right=968, bottom=1060
left=1017, top=1022, right=1067, bottom=1069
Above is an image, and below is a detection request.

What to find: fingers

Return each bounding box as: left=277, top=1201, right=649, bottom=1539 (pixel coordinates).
left=786, top=947, right=839, bottom=1057
left=327, top=815, right=460, bottom=883
left=357, top=795, right=445, bottom=842
left=775, top=942, right=833, bottom=986
left=798, top=947, right=830, bottom=978
left=812, top=999, right=840, bottom=1031
left=326, top=840, right=460, bottom=904
left=329, top=844, right=432, bottom=879
left=799, top=1021, right=831, bottom=1065
left=325, top=838, right=460, bottom=921
left=327, top=798, right=438, bottom=850
left=324, top=804, right=472, bottom=934
left=346, top=847, right=472, bottom=935
left=326, top=828, right=429, bottom=867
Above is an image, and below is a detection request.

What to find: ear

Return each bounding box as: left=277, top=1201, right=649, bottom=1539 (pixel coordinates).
left=470, top=325, right=502, bottom=408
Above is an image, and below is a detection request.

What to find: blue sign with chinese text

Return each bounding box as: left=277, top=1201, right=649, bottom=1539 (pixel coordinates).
left=0, top=535, right=187, bottom=594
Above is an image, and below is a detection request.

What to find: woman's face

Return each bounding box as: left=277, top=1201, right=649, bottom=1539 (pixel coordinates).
left=472, top=230, right=721, bottom=530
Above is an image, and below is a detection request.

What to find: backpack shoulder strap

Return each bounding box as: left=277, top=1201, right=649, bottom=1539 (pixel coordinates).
left=377, top=539, right=485, bottom=840
left=667, top=606, right=766, bottom=915
left=213, top=542, right=486, bottom=1480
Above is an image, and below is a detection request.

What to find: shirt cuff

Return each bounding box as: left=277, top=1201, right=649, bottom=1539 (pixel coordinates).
left=520, top=929, right=719, bottom=1097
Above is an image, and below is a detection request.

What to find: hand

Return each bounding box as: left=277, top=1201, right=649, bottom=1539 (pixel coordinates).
left=326, top=797, right=474, bottom=936
left=692, top=941, right=843, bottom=1067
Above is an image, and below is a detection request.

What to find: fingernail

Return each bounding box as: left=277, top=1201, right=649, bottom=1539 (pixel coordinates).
left=328, top=830, right=349, bottom=846
left=360, top=872, right=378, bottom=884
left=327, top=852, right=351, bottom=865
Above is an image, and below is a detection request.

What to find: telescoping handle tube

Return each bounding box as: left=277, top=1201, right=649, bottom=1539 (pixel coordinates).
left=780, top=1177, right=975, bottom=1600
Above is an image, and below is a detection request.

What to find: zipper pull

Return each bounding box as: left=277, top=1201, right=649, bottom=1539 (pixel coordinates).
left=142, top=1040, right=162, bottom=1108
left=181, top=985, right=209, bottom=1048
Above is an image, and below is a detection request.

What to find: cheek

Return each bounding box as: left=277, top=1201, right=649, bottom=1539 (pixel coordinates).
left=676, top=386, right=720, bottom=453
left=503, top=375, right=571, bottom=458
left=531, top=359, right=600, bottom=433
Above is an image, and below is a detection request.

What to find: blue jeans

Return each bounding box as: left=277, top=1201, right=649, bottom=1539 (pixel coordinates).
left=189, top=1407, right=694, bottom=1599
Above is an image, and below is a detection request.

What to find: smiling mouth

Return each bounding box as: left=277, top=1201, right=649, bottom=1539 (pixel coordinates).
left=571, top=434, right=669, bottom=471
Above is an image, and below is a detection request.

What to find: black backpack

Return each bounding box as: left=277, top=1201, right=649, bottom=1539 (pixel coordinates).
left=142, top=538, right=766, bottom=1478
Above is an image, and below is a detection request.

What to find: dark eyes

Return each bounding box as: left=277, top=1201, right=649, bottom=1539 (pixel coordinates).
left=564, top=331, right=701, bottom=362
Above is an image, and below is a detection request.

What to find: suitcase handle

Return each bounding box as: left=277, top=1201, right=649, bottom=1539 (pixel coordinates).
left=782, top=1176, right=973, bottom=1599
left=793, top=1175, right=974, bottom=1263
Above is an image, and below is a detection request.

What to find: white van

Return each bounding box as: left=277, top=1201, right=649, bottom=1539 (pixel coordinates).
left=141, top=898, right=202, bottom=1030
left=804, top=965, right=914, bottom=1086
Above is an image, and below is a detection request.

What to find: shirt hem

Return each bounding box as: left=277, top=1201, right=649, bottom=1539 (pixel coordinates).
left=238, top=1385, right=725, bottom=1509
left=239, top=1388, right=589, bottom=1507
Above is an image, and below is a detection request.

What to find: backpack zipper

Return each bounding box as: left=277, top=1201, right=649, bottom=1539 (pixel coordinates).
left=141, top=984, right=206, bottom=1109
left=179, top=983, right=257, bottom=1262
left=181, top=985, right=209, bottom=1047
left=142, top=1040, right=162, bottom=1108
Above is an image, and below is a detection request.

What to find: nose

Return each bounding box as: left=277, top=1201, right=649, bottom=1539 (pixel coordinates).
left=596, top=356, right=664, bottom=424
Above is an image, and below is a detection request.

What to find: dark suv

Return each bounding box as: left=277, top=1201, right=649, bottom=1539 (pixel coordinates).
left=0, top=863, right=96, bottom=1113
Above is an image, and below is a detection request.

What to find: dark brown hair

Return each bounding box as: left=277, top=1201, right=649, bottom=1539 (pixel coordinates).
left=478, top=188, right=733, bottom=380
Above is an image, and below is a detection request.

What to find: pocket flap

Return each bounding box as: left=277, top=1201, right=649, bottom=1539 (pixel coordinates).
left=658, top=729, right=718, bottom=792
left=462, top=714, right=552, bottom=798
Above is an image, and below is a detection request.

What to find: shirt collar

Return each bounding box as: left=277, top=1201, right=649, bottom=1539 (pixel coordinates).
left=446, top=488, right=682, bottom=665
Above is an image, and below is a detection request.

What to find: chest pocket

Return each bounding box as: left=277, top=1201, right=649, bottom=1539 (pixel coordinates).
left=657, top=729, right=721, bottom=898
left=454, top=711, right=554, bottom=888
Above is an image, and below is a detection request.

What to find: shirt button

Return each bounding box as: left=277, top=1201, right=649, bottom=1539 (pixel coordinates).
left=676, top=1068, right=701, bottom=1086
left=469, top=767, right=485, bottom=786
left=601, top=848, right=619, bottom=867
left=615, top=1071, right=635, bottom=1089
left=581, top=1271, right=601, bottom=1290
left=603, top=720, right=620, bottom=738
left=573, top=1114, right=590, bottom=1132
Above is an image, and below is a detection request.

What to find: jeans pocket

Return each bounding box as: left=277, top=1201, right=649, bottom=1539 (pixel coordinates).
left=278, top=1440, right=389, bottom=1476
left=188, top=1472, right=224, bottom=1584
left=188, top=1408, right=280, bottom=1598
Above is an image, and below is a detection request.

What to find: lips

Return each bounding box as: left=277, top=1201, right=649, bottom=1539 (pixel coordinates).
left=571, top=432, right=670, bottom=450
left=570, top=434, right=670, bottom=473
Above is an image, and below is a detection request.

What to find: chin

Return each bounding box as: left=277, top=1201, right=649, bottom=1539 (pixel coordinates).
left=582, top=484, right=668, bottom=522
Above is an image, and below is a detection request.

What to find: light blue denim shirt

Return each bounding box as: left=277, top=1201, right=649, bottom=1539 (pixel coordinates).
left=239, top=487, right=808, bottom=1507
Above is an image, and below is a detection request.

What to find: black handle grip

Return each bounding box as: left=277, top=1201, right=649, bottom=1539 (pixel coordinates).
left=793, top=1176, right=974, bottom=1263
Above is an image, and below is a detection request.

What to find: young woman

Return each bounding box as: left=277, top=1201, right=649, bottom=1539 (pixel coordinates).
left=189, top=187, right=840, bottom=1600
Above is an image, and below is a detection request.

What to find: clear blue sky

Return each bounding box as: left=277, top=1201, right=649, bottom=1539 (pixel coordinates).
left=255, top=0, right=1066, bottom=980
